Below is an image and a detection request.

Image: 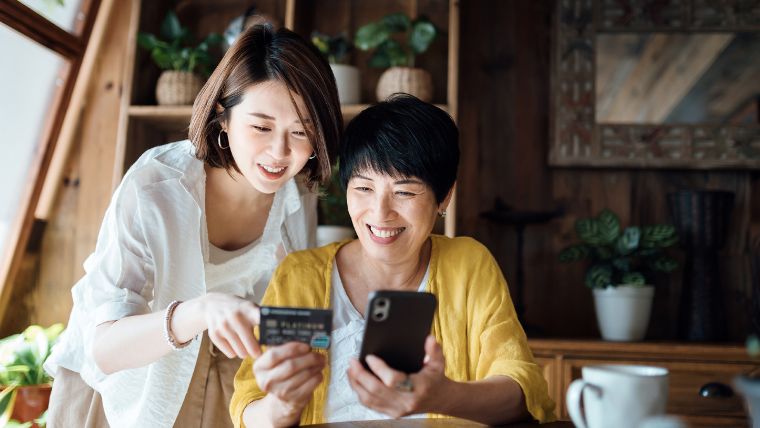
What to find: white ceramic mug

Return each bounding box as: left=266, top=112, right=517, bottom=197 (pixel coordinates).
left=566, top=365, right=669, bottom=428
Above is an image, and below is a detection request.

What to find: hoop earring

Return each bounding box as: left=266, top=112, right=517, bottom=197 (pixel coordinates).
left=309, top=152, right=317, bottom=160
left=438, top=210, right=447, bottom=218
left=217, top=131, right=229, bottom=150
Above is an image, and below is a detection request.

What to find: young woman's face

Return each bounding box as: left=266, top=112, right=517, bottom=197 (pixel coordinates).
left=223, top=80, right=313, bottom=194
left=346, top=169, right=441, bottom=264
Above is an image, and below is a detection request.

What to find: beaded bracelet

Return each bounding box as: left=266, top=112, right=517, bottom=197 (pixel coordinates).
left=164, top=300, right=194, bottom=350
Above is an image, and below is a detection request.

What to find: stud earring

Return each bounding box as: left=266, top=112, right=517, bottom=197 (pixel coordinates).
left=438, top=211, right=447, bottom=218
left=217, top=131, right=229, bottom=150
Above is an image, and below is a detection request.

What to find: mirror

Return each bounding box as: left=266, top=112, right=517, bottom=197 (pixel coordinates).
left=550, top=0, right=760, bottom=169
left=596, top=33, right=760, bottom=125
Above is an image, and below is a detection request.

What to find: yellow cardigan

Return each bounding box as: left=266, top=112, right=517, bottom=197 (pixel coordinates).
left=230, top=235, right=556, bottom=426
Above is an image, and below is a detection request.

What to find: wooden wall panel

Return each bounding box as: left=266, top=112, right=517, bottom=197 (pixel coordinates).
left=457, top=0, right=758, bottom=341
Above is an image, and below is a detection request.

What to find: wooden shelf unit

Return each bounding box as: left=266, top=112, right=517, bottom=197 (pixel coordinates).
left=115, top=0, right=460, bottom=236
left=529, top=339, right=756, bottom=427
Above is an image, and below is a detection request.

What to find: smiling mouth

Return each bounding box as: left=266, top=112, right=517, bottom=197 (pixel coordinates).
left=257, top=163, right=287, bottom=179
left=367, top=224, right=406, bottom=239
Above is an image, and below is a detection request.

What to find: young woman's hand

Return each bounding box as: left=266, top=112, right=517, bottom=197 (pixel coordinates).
left=252, top=342, right=326, bottom=414
left=346, top=335, right=452, bottom=417
left=200, top=292, right=261, bottom=358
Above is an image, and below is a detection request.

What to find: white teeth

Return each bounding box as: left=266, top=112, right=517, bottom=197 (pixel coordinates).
left=260, top=164, right=286, bottom=173
left=369, top=225, right=404, bottom=238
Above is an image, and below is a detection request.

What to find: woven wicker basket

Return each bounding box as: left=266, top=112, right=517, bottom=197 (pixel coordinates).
left=155, top=71, right=204, bottom=106
left=376, top=66, right=433, bottom=102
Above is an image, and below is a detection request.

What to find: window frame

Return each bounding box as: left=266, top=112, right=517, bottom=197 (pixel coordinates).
left=0, top=0, right=101, bottom=317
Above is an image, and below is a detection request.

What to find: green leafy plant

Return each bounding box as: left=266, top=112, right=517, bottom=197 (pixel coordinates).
left=0, top=324, right=65, bottom=426
left=318, top=164, right=351, bottom=226
left=137, top=11, right=223, bottom=75
left=559, top=209, right=679, bottom=289
left=311, top=31, right=353, bottom=64
left=354, top=13, right=438, bottom=68
left=749, top=335, right=760, bottom=359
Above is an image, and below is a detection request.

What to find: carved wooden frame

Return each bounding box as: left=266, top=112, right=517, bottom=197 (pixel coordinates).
left=550, top=0, right=760, bottom=168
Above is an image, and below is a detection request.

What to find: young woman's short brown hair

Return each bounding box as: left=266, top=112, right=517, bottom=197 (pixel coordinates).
left=189, top=25, right=342, bottom=188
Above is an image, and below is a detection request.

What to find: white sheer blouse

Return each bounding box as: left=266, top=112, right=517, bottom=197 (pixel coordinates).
left=45, top=140, right=316, bottom=428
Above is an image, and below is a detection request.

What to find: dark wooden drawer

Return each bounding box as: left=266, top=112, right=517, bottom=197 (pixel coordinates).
left=561, top=358, right=753, bottom=425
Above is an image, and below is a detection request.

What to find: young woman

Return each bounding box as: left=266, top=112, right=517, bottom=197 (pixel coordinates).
left=231, top=95, right=555, bottom=427
left=45, top=25, right=342, bottom=428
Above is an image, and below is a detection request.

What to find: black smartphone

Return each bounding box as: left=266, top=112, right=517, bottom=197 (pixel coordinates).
left=358, top=290, right=437, bottom=374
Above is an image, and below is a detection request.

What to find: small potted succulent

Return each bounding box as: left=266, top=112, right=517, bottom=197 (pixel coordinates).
left=354, top=13, right=438, bottom=102
left=316, top=163, right=354, bottom=247
left=138, top=11, right=223, bottom=105
left=311, top=31, right=359, bottom=104
left=0, top=324, right=65, bottom=427
left=559, top=209, right=679, bottom=341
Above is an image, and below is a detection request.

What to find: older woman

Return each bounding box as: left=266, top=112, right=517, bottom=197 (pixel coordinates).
left=230, top=95, right=555, bottom=427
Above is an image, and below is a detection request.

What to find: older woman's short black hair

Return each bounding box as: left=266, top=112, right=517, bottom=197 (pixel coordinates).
left=339, top=94, right=459, bottom=204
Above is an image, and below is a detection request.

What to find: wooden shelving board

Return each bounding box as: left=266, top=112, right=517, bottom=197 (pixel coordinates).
left=128, top=104, right=450, bottom=127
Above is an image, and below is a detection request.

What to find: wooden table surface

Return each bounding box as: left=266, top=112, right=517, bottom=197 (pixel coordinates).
left=304, top=418, right=573, bottom=427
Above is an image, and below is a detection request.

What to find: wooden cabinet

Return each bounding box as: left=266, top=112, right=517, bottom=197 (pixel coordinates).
left=114, top=0, right=460, bottom=235
left=530, top=339, right=756, bottom=427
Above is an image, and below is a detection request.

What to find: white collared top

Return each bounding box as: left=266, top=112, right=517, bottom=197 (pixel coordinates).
left=44, top=140, right=316, bottom=428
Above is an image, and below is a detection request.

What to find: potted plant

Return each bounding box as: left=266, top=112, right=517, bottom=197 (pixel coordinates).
left=0, top=324, right=65, bottom=427
left=312, top=31, right=359, bottom=105
left=559, top=209, right=679, bottom=341
left=316, top=163, right=354, bottom=247
left=735, top=335, right=760, bottom=428
left=138, top=11, right=223, bottom=105
left=354, top=13, right=438, bottom=102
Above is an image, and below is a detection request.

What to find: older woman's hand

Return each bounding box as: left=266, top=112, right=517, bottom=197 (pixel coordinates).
left=347, top=335, right=451, bottom=418
left=253, top=342, right=326, bottom=412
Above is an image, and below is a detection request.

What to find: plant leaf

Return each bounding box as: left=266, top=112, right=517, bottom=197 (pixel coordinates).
left=621, top=271, right=646, bottom=285
left=381, top=13, right=411, bottom=32
left=615, top=226, right=640, bottom=255
left=0, top=385, right=17, bottom=427
left=576, top=218, right=604, bottom=245
left=160, top=11, right=183, bottom=41
left=409, top=20, right=436, bottom=54
left=641, top=224, right=678, bottom=248
left=650, top=256, right=679, bottom=273
left=137, top=33, right=159, bottom=50
left=585, top=264, right=612, bottom=289
left=748, top=335, right=760, bottom=358
left=383, top=39, right=408, bottom=66
left=596, top=209, right=621, bottom=244
left=355, top=22, right=390, bottom=50
left=612, top=257, right=630, bottom=272
left=368, top=50, right=391, bottom=68
left=593, top=245, right=614, bottom=261
left=558, top=244, right=589, bottom=262
left=44, top=324, right=64, bottom=343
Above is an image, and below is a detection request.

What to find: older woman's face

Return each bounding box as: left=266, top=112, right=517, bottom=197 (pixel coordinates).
left=346, top=169, right=439, bottom=264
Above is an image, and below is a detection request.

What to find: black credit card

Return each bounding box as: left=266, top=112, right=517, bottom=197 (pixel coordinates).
left=259, top=306, right=332, bottom=349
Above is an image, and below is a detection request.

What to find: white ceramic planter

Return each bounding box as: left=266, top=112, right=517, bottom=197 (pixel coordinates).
left=735, top=376, right=760, bottom=428
left=330, top=64, right=360, bottom=104
left=593, top=285, right=655, bottom=341
left=316, top=225, right=355, bottom=247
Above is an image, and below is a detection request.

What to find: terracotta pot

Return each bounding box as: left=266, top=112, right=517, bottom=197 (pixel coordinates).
left=10, top=384, right=52, bottom=425
left=155, top=70, right=204, bottom=105
left=376, top=67, right=433, bottom=102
